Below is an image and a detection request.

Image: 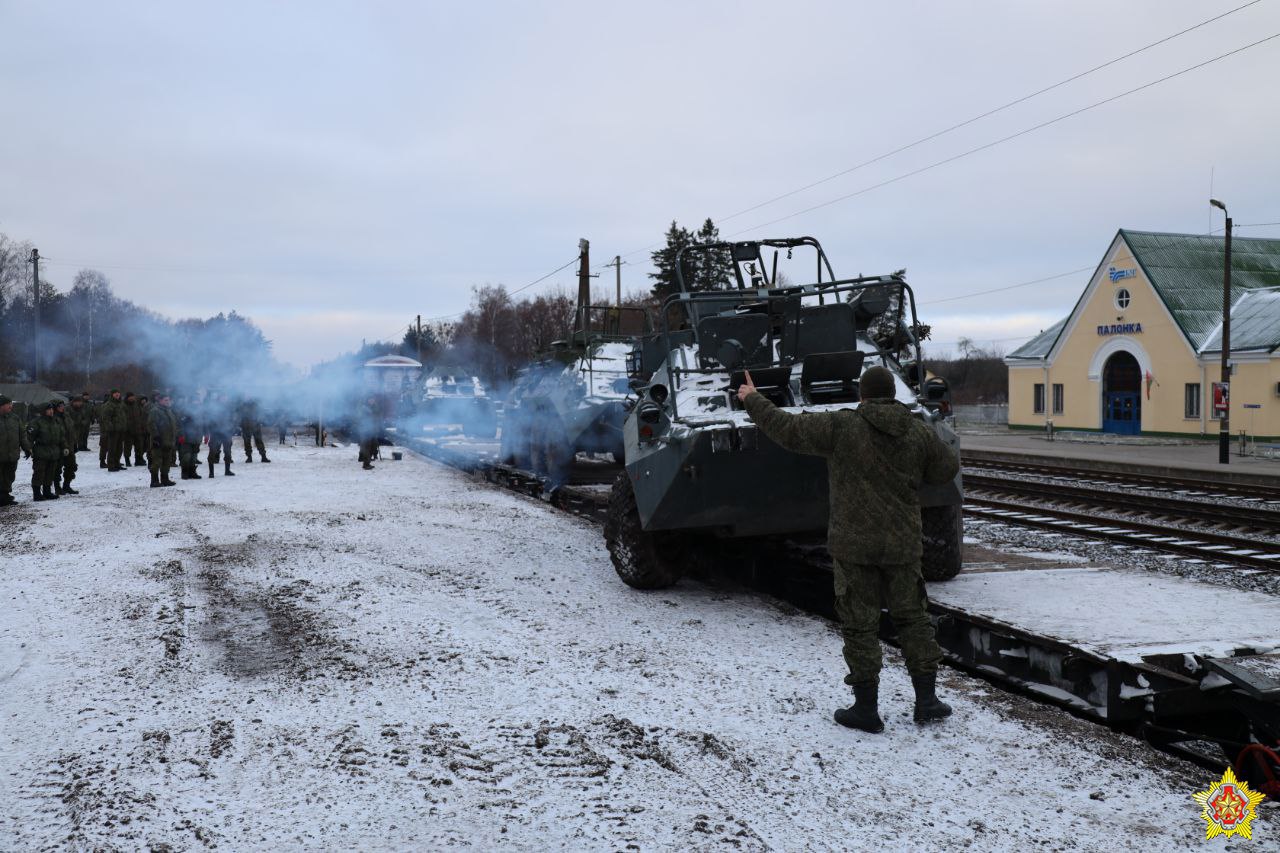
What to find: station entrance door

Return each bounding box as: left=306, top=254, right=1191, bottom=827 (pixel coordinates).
left=1102, top=351, right=1141, bottom=435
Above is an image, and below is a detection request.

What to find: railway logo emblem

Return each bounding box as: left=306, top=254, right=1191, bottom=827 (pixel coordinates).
left=1192, top=766, right=1265, bottom=839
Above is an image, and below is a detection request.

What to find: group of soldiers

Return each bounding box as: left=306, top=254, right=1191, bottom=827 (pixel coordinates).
left=0, top=390, right=279, bottom=505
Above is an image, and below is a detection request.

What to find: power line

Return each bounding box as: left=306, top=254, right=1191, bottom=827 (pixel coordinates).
left=729, top=32, right=1280, bottom=237
left=717, top=0, right=1264, bottom=225
left=418, top=255, right=582, bottom=323
left=600, top=2, right=1267, bottom=267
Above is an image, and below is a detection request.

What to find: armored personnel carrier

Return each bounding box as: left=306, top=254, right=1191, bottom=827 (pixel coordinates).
left=499, top=304, right=651, bottom=484
left=604, top=236, right=962, bottom=588
left=415, top=373, right=498, bottom=437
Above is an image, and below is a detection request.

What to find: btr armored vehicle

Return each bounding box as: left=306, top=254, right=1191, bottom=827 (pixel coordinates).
left=500, top=305, right=650, bottom=484
left=415, top=373, right=498, bottom=437
left=604, top=237, right=962, bottom=588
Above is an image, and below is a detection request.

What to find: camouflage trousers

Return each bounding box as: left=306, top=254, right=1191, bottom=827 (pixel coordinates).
left=832, top=558, right=942, bottom=684
left=241, top=425, right=266, bottom=460
left=1, top=459, right=16, bottom=498
left=208, top=433, right=234, bottom=464
left=31, top=458, right=60, bottom=492
left=61, top=451, right=77, bottom=485
left=178, top=440, right=201, bottom=470
left=149, top=446, right=176, bottom=480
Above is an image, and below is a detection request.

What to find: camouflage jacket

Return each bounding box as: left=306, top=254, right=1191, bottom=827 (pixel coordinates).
left=100, top=398, right=127, bottom=432
left=148, top=406, right=179, bottom=449
left=69, top=404, right=92, bottom=441
left=27, top=414, right=67, bottom=462
left=58, top=411, right=77, bottom=452
left=0, top=410, right=32, bottom=462
left=743, top=394, right=959, bottom=565
left=125, top=400, right=146, bottom=433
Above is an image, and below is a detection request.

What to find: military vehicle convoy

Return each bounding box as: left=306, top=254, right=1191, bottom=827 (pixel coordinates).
left=499, top=304, right=651, bottom=485
left=603, top=236, right=962, bottom=588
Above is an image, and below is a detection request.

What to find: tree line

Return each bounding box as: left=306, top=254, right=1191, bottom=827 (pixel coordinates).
left=0, top=230, right=282, bottom=395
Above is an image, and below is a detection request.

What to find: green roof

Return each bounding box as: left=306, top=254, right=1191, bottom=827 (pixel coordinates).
left=1007, top=317, right=1068, bottom=360
left=1122, top=229, right=1280, bottom=349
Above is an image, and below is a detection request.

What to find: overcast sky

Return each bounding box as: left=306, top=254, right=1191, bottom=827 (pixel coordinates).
left=3, top=0, right=1278, bottom=367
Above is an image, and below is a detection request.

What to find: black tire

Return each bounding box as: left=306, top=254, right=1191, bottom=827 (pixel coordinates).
left=604, top=472, right=684, bottom=589
left=920, top=504, right=963, bottom=581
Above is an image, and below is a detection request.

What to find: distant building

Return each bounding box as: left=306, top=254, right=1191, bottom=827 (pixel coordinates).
left=363, top=354, right=422, bottom=394
left=1005, top=230, right=1280, bottom=439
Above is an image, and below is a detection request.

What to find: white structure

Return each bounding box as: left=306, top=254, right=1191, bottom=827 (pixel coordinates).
left=363, top=354, right=423, bottom=394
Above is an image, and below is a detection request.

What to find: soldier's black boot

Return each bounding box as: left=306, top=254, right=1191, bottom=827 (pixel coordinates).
left=260, top=455, right=270, bottom=463
left=208, top=459, right=215, bottom=478
left=911, top=673, right=953, bottom=724
left=190, top=464, right=201, bottom=479
left=33, top=485, right=46, bottom=502
left=224, top=461, right=234, bottom=476
left=44, top=484, right=59, bottom=500
left=161, top=471, right=176, bottom=486
left=150, top=470, right=161, bottom=488
left=62, top=477, right=78, bottom=495
left=834, top=680, right=884, bottom=733
left=179, top=466, right=190, bottom=480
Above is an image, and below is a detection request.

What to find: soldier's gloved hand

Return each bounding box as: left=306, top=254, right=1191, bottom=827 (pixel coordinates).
left=62, top=449, right=69, bottom=457
left=23, top=451, right=31, bottom=459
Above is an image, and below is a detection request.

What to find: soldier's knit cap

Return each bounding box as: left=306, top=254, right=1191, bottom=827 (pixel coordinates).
left=54, top=399, right=66, bottom=407
left=860, top=366, right=896, bottom=400
left=110, top=388, right=120, bottom=395
left=0, top=394, right=11, bottom=405
left=42, top=400, right=55, bottom=410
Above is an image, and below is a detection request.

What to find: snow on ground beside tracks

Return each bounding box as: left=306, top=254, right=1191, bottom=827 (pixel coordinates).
left=0, top=440, right=1252, bottom=850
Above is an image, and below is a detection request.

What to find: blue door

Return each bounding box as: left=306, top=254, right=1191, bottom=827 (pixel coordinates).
left=1103, top=393, right=1140, bottom=435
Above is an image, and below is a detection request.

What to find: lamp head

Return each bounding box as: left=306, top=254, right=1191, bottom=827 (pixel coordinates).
left=1209, top=198, right=1227, bottom=212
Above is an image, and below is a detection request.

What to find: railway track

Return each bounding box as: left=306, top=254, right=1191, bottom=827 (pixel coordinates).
left=962, top=453, right=1280, bottom=504
left=964, top=472, right=1280, bottom=572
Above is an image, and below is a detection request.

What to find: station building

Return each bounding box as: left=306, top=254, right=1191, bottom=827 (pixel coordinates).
left=1005, top=230, right=1280, bottom=440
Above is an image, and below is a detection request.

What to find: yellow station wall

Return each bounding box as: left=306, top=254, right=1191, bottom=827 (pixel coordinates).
left=1007, top=235, right=1280, bottom=439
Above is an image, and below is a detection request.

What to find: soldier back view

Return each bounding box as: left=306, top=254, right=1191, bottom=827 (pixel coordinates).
left=740, top=365, right=960, bottom=733
left=101, top=390, right=127, bottom=471
left=147, top=392, right=179, bottom=487
left=238, top=397, right=270, bottom=463
left=205, top=392, right=236, bottom=478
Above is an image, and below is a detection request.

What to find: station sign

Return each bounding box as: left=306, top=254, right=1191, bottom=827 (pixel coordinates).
left=1243, top=403, right=1262, bottom=409
left=1097, top=322, right=1143, bottom=336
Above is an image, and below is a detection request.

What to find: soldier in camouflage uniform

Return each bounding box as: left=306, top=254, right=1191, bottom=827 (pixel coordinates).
left=0, top=394, right=32, bottom=505
left=176, top=398, right=203, bottom=480
left=147, top=392, right=179, bottom=488
left=100, top=389, right=127, bottom=471
left=73, top=393, right=92, bottom=451
left=238, top=397, right=270, bottom=463
left=54, top=399, right=79, bottom=495
left=27, top=401, right=68, bottom=501
left=204, top=391, right=236, bottom=478
left=135, top=395, right=151, bottom=466
left=739, top=365, right=960, bottom=733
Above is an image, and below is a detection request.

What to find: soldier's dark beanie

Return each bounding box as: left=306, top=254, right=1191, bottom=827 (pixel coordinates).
left=860, top=366, right=896, bottom=399
left=0, top=394, right=11, bottom=405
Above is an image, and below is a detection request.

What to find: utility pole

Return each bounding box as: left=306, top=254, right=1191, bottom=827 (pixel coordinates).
left=416, top=314, right=423, bottom=364
left=575, top=239, right=591, bottom=333
left=604, top=255, right=627, bottom=307
left=30, top=248, right=40, bottom=382
left=1210, top=199, right=1232, bottom=464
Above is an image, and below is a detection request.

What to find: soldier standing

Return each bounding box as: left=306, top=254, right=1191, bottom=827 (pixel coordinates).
left=738, top=366, right=960, bottom=733
left=121, top=392, right=140, bottom=466
left=74, top=393, right=92, bottom=451
left=97, top=392, right=109, bottom=467
left=238, top=396, right=270, bottom=463
left=27, top=401, right=67, bottom=501
left=0, top=394, right=32, bottom=505
left=147, top=392, right=179, bottom=487
left=176, top=397, right=203, bottom=479
left=136, top=395, right=151, bottom=466
left=100, top=389, right=127, bottom=471
left=205, top=391, right=236, bottom=478
left=358, top=395, right=381, bottom=470
left=54, top=399, right=79, bottom=495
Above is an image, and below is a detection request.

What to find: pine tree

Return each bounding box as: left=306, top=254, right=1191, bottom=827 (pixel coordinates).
left=692, top=218, right=733, bottom=291
left=648, top=221, right=695, bottom=302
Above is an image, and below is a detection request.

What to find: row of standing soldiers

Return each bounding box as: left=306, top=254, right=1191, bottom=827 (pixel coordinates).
left=0, top=391, right=276, bottom=504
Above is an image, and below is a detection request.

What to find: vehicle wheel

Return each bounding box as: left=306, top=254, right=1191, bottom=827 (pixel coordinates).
left=605, top=472, right=684, bottom=589
left=920, top=504, right=963, bottom=581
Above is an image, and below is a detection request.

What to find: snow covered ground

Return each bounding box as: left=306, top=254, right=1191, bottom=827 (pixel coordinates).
left=0, top=441, right=1264, bottom=850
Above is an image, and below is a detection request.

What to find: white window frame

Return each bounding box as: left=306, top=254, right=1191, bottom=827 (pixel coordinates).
left=1033, top=383, right=1046, bottom=415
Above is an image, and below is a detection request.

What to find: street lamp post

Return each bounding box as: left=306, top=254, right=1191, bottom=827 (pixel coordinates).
left=1210, top=199, right=1232, bottom=464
